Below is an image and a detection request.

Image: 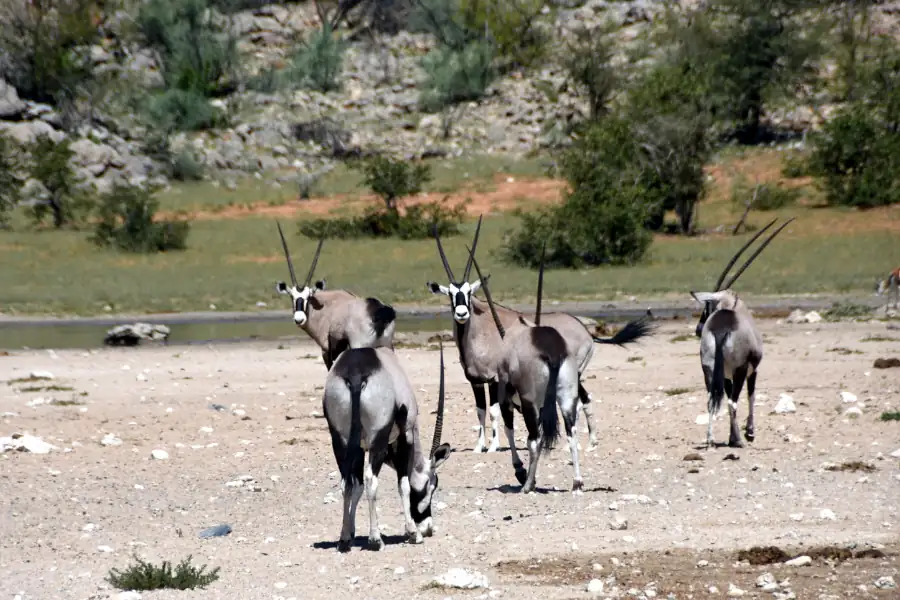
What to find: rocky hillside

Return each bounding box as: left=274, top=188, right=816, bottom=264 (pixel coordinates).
left=2, top=0, right=900, bottom=199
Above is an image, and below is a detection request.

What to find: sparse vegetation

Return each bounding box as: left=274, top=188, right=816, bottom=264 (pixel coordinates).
left=0, top=132, right=21, bottom=227
left=106, top=555, right=220, bottom=591
left=91, top=183, right=191, bottom=253
left=664, top=387, right=691, bottom=396
left=823, top=302, right=872, bottom=321
left=25, top=134, right=93, bottom=229
left=879, top=411, right=900, bottom=422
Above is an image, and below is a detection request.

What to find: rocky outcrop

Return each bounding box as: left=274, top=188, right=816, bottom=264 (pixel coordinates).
left=104, top=323, right=171, bottom=346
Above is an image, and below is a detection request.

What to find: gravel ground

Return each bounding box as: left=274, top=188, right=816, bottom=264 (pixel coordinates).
left=1, top=319, right=898, bottom=600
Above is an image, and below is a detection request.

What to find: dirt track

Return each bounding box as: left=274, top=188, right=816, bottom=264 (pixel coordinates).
left=1, top=319, right=899, bottom=599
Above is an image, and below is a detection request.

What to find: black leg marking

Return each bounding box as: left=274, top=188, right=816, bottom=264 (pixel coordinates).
left=745, top=370, right=757, bottom=443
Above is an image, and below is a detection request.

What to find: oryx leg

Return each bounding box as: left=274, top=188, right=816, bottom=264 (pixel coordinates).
left=472, top=382, right=488, bottom=453
left=701, top=364, right=716, bottom=449
left=330, top=429, right=363, bottom=552
left=498, top=382, right=526, bottom=485
left=487, top=382, right=501, bottom=452
left=728, top=365, right=749, bottom=448
left=744, top=369, right=758, bottom=443
left=520, top=402, right=544, bottom=494
left=562, top=405, right=584, bottom=493
left=578, top=382, right=598, bottom=449
left=391, top=432, right=425, bottom=545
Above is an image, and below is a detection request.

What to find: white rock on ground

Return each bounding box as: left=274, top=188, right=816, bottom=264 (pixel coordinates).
left=101, top=433, right=123, bottom=446
left=608, top=517, right=628, bottom=531
left=784, top=555, right=812, bottom=567
left=891, top=448, right=900, bottom=459
left=150, top=449, right=169, bottom=460
left=695, top=413, right=710, bottom=425
left=0, top=432, right=57, bottom=454
left=586, top=578, right=605, bottom=593
left=774, top=393, right=796, bottom=414
left=819, top=508, right=837, bottom=520
left=29, top=370, right=55, bottom=380
left=840, top=391, right=858, bottom=403
left=114, top=592, right=142, bottom=600
left=844, top=406, right=862, bottom=418
left=874, top=576, right=896, bottom=589
left=432, top=568, right=490, bottom=589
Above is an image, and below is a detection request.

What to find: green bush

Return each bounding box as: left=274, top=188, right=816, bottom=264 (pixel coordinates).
left=457, top=0, right=549, bottom=71
left=730, top=176, right=799, bottom=212
left=358, top=155, right=432, bottom=210
left=171, top=149, right=206, bottom=182
left=26, top=134, right=93, bottom=229
left=806, top=107, right=900, bottom=208
left=91, top=183, right=191, bottom=253
left=145, top=88, right=222, bottom=132
left=298, top=199, right=467, bottom=240
left=419, top=40, right=496, bottom=112
left=106, top=555, right=219, bottom=591
left=0, top=0, right=98, bottom=104
left=781, top=151, right=809, bottom=178
left=248, top=24, right=346, bottom=94
left=0, top=132, right=21, bottom=227
left=503, top=118, right=653, bottom=268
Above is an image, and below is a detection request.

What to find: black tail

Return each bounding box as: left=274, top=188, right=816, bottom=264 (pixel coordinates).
left=539, top=358, right=561, bottom=451
left=342, top=375, right=365, bottom=487
left=593, top=317, right=657, bottom=346
left=709, top=330, right=729, bottom=417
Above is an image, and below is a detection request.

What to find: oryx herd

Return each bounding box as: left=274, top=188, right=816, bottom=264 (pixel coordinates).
left=273, top=215, right=794, bottom=551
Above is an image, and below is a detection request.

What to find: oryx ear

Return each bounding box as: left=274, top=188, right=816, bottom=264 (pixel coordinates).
left=427, top=282, right=449, bottom=295
left=431, top=443, right=451, bottom=470
left=470, top=279, right=483, bottom=294
left=690, top=291, right=721, bottom=305
left=314, top=279, right=326, bottom=291
left=276, top=281, right=290, bottom=294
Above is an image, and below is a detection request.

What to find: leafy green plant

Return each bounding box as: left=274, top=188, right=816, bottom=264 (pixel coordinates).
left=457, top=0, right=549, bottom=71
left=248, top=24, right=346, bottom=93
left=560, top=22, right=619, bottom=121
left=26, top=134, right=93, bottom=229
left=298, top=199, right=467, bottom=240
left=171, top=149, right=205, bottom=182
left=0, top=132, right=22, bottom=227
left=91, top=183, right=190, bottom=253
left=358, top=155, right=432, bottom=211
left=106, top=555, right=219, bottom=591
left=419, top=40, right=496, bottom=112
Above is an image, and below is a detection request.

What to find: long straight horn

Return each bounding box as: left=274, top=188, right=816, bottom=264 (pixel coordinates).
left=467, top=246, right=505, bottom=339
left=430, top=341, right=446, bottom=457
left=304, top=238, right=325, bottom=287
left=722, top=217, right=795, bottom=290
left=462, top=214, right=484, bottom=281
left=433, top=224, right=456, bottom=281
left=534, top=242, right=546, bottom=326
left=714, top=217, right=777, bottom=291
left=276, top=220, right=298, bottom=288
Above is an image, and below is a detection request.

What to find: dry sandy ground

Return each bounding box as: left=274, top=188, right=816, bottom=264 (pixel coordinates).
left=1, top=319, right=899, bottom=600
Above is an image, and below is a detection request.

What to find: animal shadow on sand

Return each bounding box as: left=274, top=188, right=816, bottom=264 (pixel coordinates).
left=488, top=484, right=617, bottom=495
left=312, top=534, right=407, bottom=551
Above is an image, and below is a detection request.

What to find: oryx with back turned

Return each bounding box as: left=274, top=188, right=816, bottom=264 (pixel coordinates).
left=426, top=216, right=654, bottom=453
left=274, top=221, right=397, bottom=369
left=690, top=217, right=795, bottom=449
left=470, top=243, right=585, bottom=493
left=323, top=342, right=451, bottom=552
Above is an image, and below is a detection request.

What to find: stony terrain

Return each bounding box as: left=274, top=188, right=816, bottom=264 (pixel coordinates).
left=4, top=0, right=900, bottom=199
left=1, top=318, right=899, bottom=599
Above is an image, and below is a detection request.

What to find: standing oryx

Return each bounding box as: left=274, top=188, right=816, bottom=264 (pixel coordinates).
left=875, top=266, right=900, bottom=311
left=426, top=215, right=654, bottom=453
left=322, top=342, right=452, bottom=552
left=471, top=244, right=584, bottom=493
left=690, top=217, right=795, bottom=449
left=274, top=221, right=397, bottom=369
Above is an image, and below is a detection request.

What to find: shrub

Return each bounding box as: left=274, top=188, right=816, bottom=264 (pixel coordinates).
left=298, top=199, right=467, bottom=240
left=91, top=183, right=190, bottom=253
left=0, top=0, right=99, bottom=104
left=248, top=24, right=346, bottom=94
left=106, top=555, right=219, bottom=591
left=357, top=155, right=432, bottom=210
left=456, top=0, right=549, bottom=71
left=806, top=107, right=900, bottom=208
left=503, top=118, right=653, bottom=268
left=171, top=149, right=206, bottom=182
left=419, top=40, right=496, bottom=112
left=0, top=132, right=22, bottom=227
left=144, top=88, right=222, bottom=132
left=730, top=176, right=799, bottom=212
left=560, top=22, right=619, bottom=121
left=26, top=134, right=93, bottom=228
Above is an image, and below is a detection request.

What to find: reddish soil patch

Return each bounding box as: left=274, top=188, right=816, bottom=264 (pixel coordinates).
left=159, top=177, right=568, bottom=221
left=226, top=255, right=283, bottom=264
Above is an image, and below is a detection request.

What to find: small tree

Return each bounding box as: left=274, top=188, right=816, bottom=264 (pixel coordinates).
left=358, top=155, right=432, bottom=211
left=560, top=22, right=619, bottom=121
left=91, top=183, right=191, bottom=253
left=456, top=0, right=549, bottom=71
left=26, top=134, right=92, bottom=228
left=0, top=132, right=22, bottom=228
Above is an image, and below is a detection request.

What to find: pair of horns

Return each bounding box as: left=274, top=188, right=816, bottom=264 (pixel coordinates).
left=277, top=220, right=324, bottom=289
left=715, top=217, right=795, bottom=292
left=466, top=239, right=549, bottom=339
left=430, top=341, right=446, bottom=458
left=434, top=215, right=483, bottom=283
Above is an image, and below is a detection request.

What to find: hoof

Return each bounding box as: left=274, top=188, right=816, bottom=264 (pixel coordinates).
left=745, top=430, right=755, bottom=443
left=406, top=531, right=424, bottom=545
left=728, top=439, right=746, bottom=449
left=514, top=467, right=527, bottom=486
left=366, top=536, right=385, bottom=551
left=337, top=538, right=353, bottom=553
left=572, top=478, right=584, bottom=494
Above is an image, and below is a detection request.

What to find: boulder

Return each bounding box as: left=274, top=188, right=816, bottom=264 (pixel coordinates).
left=104, top=323, right=171, bottom=347
left=0, top=79, right=26, bottom=119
